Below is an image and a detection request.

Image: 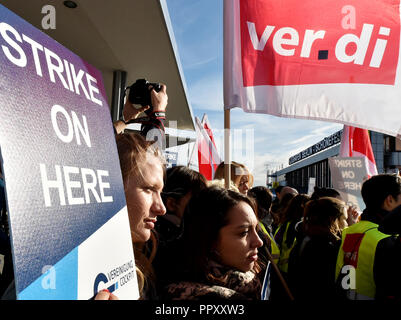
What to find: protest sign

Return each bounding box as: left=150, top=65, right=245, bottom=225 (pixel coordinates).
left=0, top=4, right=138, bottom=299
left=328, top=157, right=368, bottom=212
left=260, top=261, right=271, bottom=300
left=224, top=0, right=401, bottom=138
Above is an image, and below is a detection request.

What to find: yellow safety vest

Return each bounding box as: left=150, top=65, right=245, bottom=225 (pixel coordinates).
left=259, top=222, right=280, bottom=265
left=335, top=220, right=391, bottom=299
left=275, top=221, right=296, bottom=273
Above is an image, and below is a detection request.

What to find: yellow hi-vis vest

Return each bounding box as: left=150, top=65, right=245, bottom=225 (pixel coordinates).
left=259, top=222, right=280, bottom=265
left=275, top=221, right=296, bottom=273
left=335, top=220, right=391, bottom=299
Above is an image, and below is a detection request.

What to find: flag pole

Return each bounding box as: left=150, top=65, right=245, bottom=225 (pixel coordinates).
left=224, top=108, right=231, bottom=189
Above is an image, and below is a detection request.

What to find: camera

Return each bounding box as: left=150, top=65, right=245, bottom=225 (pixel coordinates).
left=128, top=79, right=162, bottom=114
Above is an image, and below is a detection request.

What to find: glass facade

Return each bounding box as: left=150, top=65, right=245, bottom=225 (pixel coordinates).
left=285, top=159, right=332, bottom=194
left=371, top=131, right=385, bottom=173
left=275, top=131, right=401, bottom=191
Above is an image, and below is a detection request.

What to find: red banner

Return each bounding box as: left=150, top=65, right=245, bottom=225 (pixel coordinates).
left=240, top=0, right=400, bottom=86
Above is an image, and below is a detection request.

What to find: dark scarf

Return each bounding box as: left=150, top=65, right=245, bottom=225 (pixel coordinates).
left=164, top=260, right=261, bottom=300
left=379, top=204, right=401, bottom=234
left=360, top=207, right=390, bottom=225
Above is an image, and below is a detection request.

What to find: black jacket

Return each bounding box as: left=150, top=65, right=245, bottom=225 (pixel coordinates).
left=376, top=205, right=401, bottom=300
left=288, top=229, right=341, bottom=300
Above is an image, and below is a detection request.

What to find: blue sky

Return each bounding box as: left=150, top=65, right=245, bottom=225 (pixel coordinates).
left=166, top=0, right=343, bottom=186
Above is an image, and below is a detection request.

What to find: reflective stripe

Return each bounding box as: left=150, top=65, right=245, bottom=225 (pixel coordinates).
left=273, top=223, right=281, bottom=238
left=277, top=222, right=296, bottom=273
left=259, top=222, right=280, bottom=265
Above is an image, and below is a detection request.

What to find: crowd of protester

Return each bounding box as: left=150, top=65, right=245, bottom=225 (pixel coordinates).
left=1, top=83, right=401, bottom=301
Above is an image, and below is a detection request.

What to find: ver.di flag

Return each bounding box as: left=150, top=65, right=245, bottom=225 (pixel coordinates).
left=339, top=125, right=378, bottom=178
left=224, top=0, right=401, bottom=138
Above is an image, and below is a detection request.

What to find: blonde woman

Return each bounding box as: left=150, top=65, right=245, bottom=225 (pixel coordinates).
left=214, top=161, right=253, bottom=195
left=96, top=132, right=166, bottom=301
left=97, top=83, right=168, bottom=300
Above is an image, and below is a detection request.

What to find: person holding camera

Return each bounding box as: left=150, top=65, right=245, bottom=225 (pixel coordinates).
left=113, top=81, right=168, bottom=151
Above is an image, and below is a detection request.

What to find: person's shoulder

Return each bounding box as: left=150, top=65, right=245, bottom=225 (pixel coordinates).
left=300, top=235, right=339, bottom=257
left=377, top=234, right=401, bottom=253
left=374, top=235, right=401, bottom=274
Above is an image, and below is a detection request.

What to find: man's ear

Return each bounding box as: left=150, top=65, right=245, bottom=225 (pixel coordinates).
left=165, top=197, right=177, bottom=212
left=382, top=194, right=396, bottom=211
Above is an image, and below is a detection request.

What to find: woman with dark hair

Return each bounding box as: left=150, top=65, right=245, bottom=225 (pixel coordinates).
left=247, top=186, right=273, bottom=223
left=270, top=189, right=297, bottom=234
left=248, top=187, right=280, bottom=265
left=157, top=166, right=207, bottom=243
left=269, top=194, right=310, bottom=300
left=274, top=194, right=311, bottom=273
left=163, top=187, right=263, bottom=300
left=287, top=197, right=348, bottom=300
left=153, top=165, right=207, bottom=294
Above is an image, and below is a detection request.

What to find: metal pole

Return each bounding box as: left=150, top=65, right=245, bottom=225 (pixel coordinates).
left=224, top=108, right=231, bottom=189
left=260, top=234, right=295, bottom=301
left=110, top=70, right=127, bottom=121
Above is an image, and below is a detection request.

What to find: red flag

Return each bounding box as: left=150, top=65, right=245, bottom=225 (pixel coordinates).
left=224, top=0, right=401, bottom=138
left=339, top=125, right=378, bottom=178
left=195, top=115, right=221, bottom=180
left=201, top=114, right=218, bottom=150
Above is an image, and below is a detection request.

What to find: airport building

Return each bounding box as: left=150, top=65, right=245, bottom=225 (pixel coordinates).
left=272, top=130, right=401, bottom=193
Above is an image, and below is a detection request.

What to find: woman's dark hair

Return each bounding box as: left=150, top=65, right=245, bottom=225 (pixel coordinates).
left=179, top=186, right=257, bottom=281
left=248, top=186, right=273, bottom=220
left=275, top=194, right=310, bottom=248
left=162, top=166, right=207, bottom=201
left=280, top=194, right=311, bottom=224
left=275, top=185, right=284, bottom=195
left=311, top=187, right=341, bottom=200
